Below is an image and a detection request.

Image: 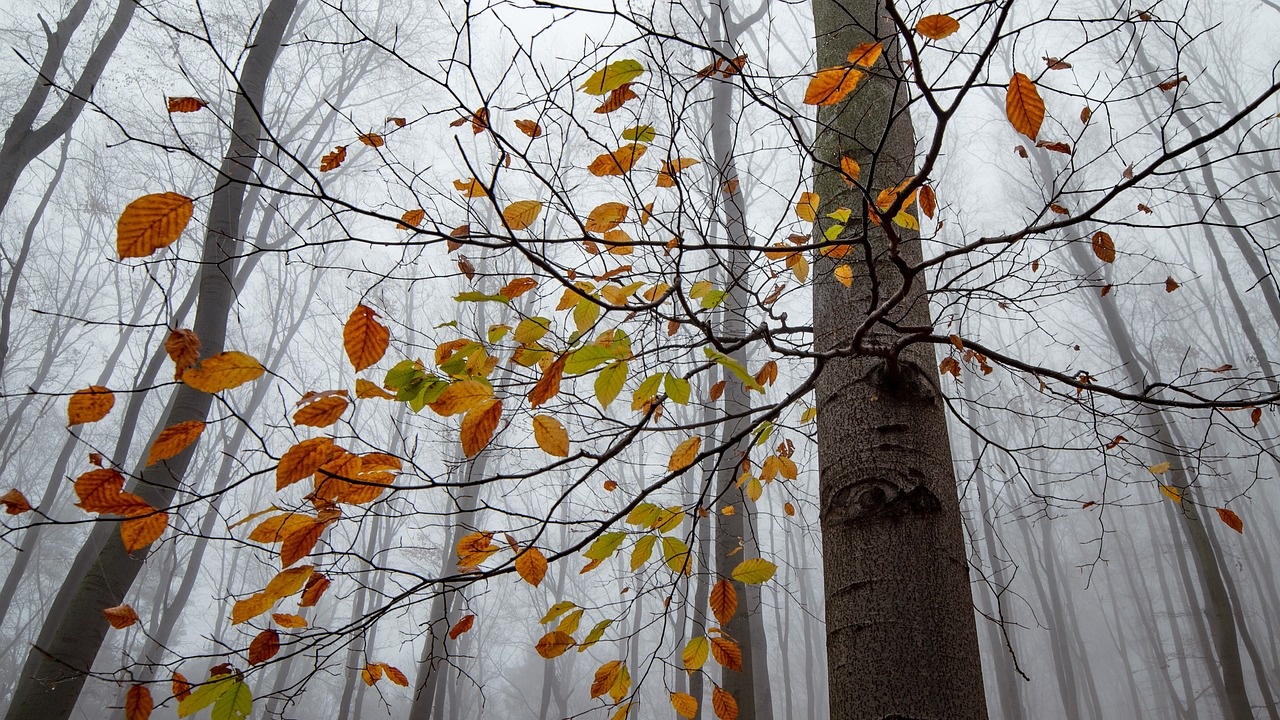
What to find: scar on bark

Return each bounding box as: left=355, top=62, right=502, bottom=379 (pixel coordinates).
left=823, top=468, right=942, bottom=525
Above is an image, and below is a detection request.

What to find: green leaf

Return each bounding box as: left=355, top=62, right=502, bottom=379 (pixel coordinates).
left=579, top=619, right=614, bottom=651
left=753, top=421, right=775, bottom=447
left=631, top=374, right=663, bottom=410
left=514, top=317, right=551, bottom=344
left=730, top=557, right=777, bottom=584
left=580, top=59, right=644, bottom=95
left=625, top=503, right=661, bottom=526
left=455, top=291, right=511, bottom=304
left=487, top=324, right=511, bottom=342
left=630, top=534, right=656, bottom=570
left=663, top=374, right=691, bottom=405
left=178, top=677, right=234, bottom=717
left=584, top=531, right=627, bottom=561
left=540, top=600, right=577, bottom=625
left=384, top=359, right=423, bottom=390
left=596, top=361, right=629, bottom=409
left=573, top=298, right=601, bottom=333
left=565, top=345, right=616, bottom=375
left=653, top=505, right=684, bottom=534
left=662, top=536, right=691, bottom=574
left=823, top=223, right=845, bottom=242
left=211, top=680, right=252, bottom=720
left=621, top=125, right=656, bottom=143
left=826, top=207, right=852, bottom=223
left=704, top=349, right=764, bottom=392
left=699, top=289, right=726, bottom=309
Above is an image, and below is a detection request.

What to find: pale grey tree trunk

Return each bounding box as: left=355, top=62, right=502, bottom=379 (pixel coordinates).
left=809, top=1, right=987, bottom=717
left=4, top=2, right=297, bottom=716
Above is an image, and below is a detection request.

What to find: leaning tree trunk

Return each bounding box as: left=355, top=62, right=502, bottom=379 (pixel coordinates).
left=3, top=2, right=297, bottom=717
left=809, top=2, right=988, bottom=718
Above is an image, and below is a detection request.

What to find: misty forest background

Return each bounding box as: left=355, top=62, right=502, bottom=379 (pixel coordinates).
left=0, top=0, right=1278, bottom=718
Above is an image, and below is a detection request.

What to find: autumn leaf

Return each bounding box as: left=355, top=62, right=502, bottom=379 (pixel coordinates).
left=1216, top=507, right=1244, bottom=534
left=536, top=630, right=575, bottom=658
left=1159, top=484, right=1183, bottom=504
left=272, top=612, right=308, bottom=629
left=172, top=673, right=191, bottom=701
left=1091, top=231, right=1115, bottom=263
left=503, top=200, right=544, bottom=230
left=344, top=305, right=390, bottom=372
left=68, top=386, right=114, bottom=426
left=182, top=351, right=264, bottom=393
left=103, top=604, right=139, bottom=629
left=710, top=578, right=737, bottom=625
left=668, top=435, right=701, bottom=472
left=399, top=209, right=425, bottom=229
left=299, top=573, right=331, bottom=607
left=795, top=192, right=819, bottom=222
left=167, top=97, right=206, bottom=113
left=730, top=557, right=777, bottom=584
left=0, top=488, right=31, bottom=515
left=500, top=277, right=538, bottom=300
left=293, top=395, right=349, bottom=427
left=362, top=663, right=383, bottom=686
left=591, top=660, right=623, bottom=699
left=580, top=59, right=644, bottom=95
left=529, top=355, right=566, bottom=407
left=919, top=185, right=937, bottom=218
left=803, top=66, right=863, bottom=106
left=460, top=399, right=502, bottom=457
left=248, top=629, right=280, bottom=664
left=671, top=692, right=698, bottom=718
left=319, top=145, right=347, bottom=172
left=277, top=438, right=343, bottom=490
left=586, top=202, right=629, bottom=233
left=121, top=510, right=169, bottom=552
left=710, top=636, right=743, bottom=671
left=358, top=133, right=384, bottom=147
left=165, top=328, right=200, bottom=379
left=682, top=636, right=709, bottom=671
left=916, top=14, right=960, bottom=39
left=1165, top=276, right=1180, bottom=293
left=383, top=664, right=409, bottom=686
left=231, top=593, right=274, bottom=625
left=516, top=546, right=549, bottom=586
left=280, top=519, right=326, bottom=566
left=146, top=420, right=206, bottom=465
left=355, top=378, right=396, bottom=399
left=594, top=84, right=639, bottom=114
left=588, top=144, right=648, bottom=176
left=712, top=685, right=739, bottom=720
left=1006, top=73, right=1046, bottom=140
left=430, top=379, right=493, bottom=416
left=532, top=414, right=570, bottom=457
left=847, top=42, right=883, bottom=67
left=1148, top=461, right=1171, bottom=475
left=515, top=119, right=543, bottom=137
left=117, top=192, right=194, bottom=259
left=125, top=685, right=153, bottom=720
left=449, top=614, right=476, bottom=640
left=657, top=158, right=700, bottom=187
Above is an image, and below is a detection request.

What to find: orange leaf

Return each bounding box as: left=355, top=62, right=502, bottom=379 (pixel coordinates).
left=103, top=604, right=139, bottom=629
left=503, top=200, right=544, bottom=230
left=533, top=414, right=570, bottom=457
left=344, top=305, right=390, bottom=372
left=529, top=355, right=566, bottom=408
left=919, top=185, right=937, bottom=219
left=454, top=177, right=486, bottom=198
left=712, top=685, right=738, bottom=720
left=117, top=192, right=194, bottom=259
left=671, top=692, right=698, bottom=719
left=847, top=42, right=883, bottom=67
left=120, top=510, right=168, bottom=552
left=588, top=144, right=647, bottom=176
left=356, top=378, right=396, bottom=400
left=277, top=438, right=344, bottom=490
left=292, top=395, right=349, bottom=428
left=1006, top=73, right=1045, bottom=140
left=430, top=379, right=493, bottom=416
left=146, top=420, right=206, bottom=465
left=460, top=399, right=503, bottom=457
left=916, top=14, right=960, bottom=39
left=590, top=660, right=623, bottom=699
left=593, top=84, right=639, bottom=114
left=248, top=629, right=280, bottom=664
left=1091, top=231, right=1115, bottom=263
left=232, top=593, right=274, bottom=624
left=320, top=145, right=347, bottom=172
left=803, top=66, right=863, bottom=106
left=280, top=520, right=326, bottom=566
left=166, top=97, right=206, bottom=113
left=536, top=630, right=575, bottom=658
left=124, top=685, right=153, bottom=720
left=361, top=663, right=383, bottom=686
left=709, top=579, right=737, bottom=625
left=515, top=119, right=543, bottom=137
left=0, top=488, right=31, bottom=515
left=299, top=573, right=331, bottom=607
left=358, top=133, right=384, bottom=147
left=164, top=328, right=201, bottom=380
left=68, top=386, right=114, bottom=426
left=710, top=636, right=742, bottom=671
left=172, top=672, right=191, bottom=701
left=272, top=613, right=308, bottom=629
left=182, top=351, right=264, bottom=393
left=449, top=614, right=476, bottom=640
left=399, top=209, right=426, bottom=228
left=499, top=277, right=538, bottom=300
left=516, top=546, right=549, bottom=587
left=1216, top=507, right=1244, bottom=534
left=839, top=155, right=861, bottom=185
left=585, top=202, right=629, bottom=233
left=382, top=664, right=410, bottom=686
left=74, top=468, right=125, bottom=510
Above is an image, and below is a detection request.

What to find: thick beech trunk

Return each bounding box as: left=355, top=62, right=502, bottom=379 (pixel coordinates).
left=809, top=2, right=987, bottom=718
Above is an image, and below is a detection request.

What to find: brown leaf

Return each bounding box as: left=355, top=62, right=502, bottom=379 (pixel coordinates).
left=449, top=614, right=476, bottom=640
left=355, top=378, right=396, bottom=399
left=387, top=116, right=407, bottom=127
left=249, top=629, right=281, bottom=664
left=500, top=277, right=539, bottom=300
left=124, top=685, right=153, bottom=720
left=460, top=399, right=502, bottom=457
left=1037, top=140, right=1072, bottom=154
left=164, top=329, right=200, bottom=379
left=1165, top=276, right=1180, bottom=293
left=103, top=604, right=139, bottom=629
left=0, top=488, right=31, bottom=515
left=1216, top=507, right=1244, bottom=534
left=382, top=664, right=409, bottom=686
left=470, top=107, right=489, bottom=134
left=172, top=673, right=191, bottom=701
left=514, top=119, right=543, bottom=137
left=344, top=304, right=390, bottom=372
left=68, top=386, right=115, bottom=426
left=320, top=145, right=347, bottom=172
left=1043, top=56, right=1072, bottom=69
left=398, top=209, right=426, bottom=229
left=299, top=573, right=331, bottom=607
left=166, top=97, right=206, bottom=113
left=529, top=355, right=566, bottom=408
left=146, top=420, right=206, bottom=465
left=536, top=630, right=575, bottom=658
left=358, top=133, right=384, bottom=147
left=272, top=613, right=308, bottom=629
left=916, top=14, right=960, bottom=39
left=1006, top=73, right=1045, bottom=140
left=1158, top=74, right=1188, bottom=92
left=1091, top=231, right=1115, bottom=263
left=593, top=84, right=638, bottom=114
left=1081, top=106, right=1092, bottom=124
left=502, top=200, right=544, bottom=230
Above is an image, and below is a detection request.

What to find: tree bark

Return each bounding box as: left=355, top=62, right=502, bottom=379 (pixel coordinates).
left=809, top=2, right=987, bottom=718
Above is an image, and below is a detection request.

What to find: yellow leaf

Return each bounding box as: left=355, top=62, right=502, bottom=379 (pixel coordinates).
left=847, top=42, right=883, bottom=67
left=146, top=420, right=206, bottom=465
left=361, top=663, right=382, bottom=686
left=671, top=692, right=699, bottom=719
left=232, top=593, right=275, bottom=625
left=668, top=436, right=702, bottom=472
left=591, top=660, right=623, bottom=699
left=540, top=601, right=577, bottom=625
left=803, top=66, right=863, bottom=106
left=916, top=14, right=960, bottom=39
left=729, top=557, right=777, bottom=584
left=834, top=264, right=853, bottom=287
left=272, top=612, right=308, bottom=629
left=1006, top=72, right=1045, bottom=140
left=795, top=192, right=819, bottom=222
left=533, top=414, right=570, bottom=457
left=1159, top=484, right=1183, bottom=504
left=264, top=566, right=313, bottom=600
left=516, top=547, right=548, bottom=586
left=1148, top=461, right=1171, bottom=474
left=67, top=386, right=115, bottom=426
left=503, top=200, right=543, bottom=230
left=181, top=351, right=265, bottom=393
left=682, top=636, right=709, bottom=672
left=117, top=192, right=194, bottom=259
left=460, top=398, right=502, bottom=457
left=579, top=59, right=645, bottom=95
left=588, top=144, right=648, bottom=176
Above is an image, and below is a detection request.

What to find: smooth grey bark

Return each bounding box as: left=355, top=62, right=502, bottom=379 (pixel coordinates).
left=809, top=2, right=987, bottom=718
left=4, top=2, right=297, bottom=717
left=0, top=0, right=135, bottom=219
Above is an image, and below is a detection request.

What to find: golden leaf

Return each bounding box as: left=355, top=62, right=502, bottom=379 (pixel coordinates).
left=503, top=200, right=544, bottom=230
left=146, top=420, right=206, bottom=465
left=585, top=202, right=629, bottom=233
left=120, top=510, right=168, bottom=552
left=430, top=379, right=493, bottom=416
left=795, top=192, right=819, bottom=222
left=277, top=439, right=344, bottom=490
left=67, top=386, right=115, bottom=426
left=516, top=546, right=549, bottom=586
left=712, top=685, right=739, bottom=720
left=803, top=66, right=863, bottom=106
left=1006, top=72, right=1046, bottom=140
left=182, top=351, right=264, bottom=393
left=588, top=144, right=648, bottom=176
left=117, top=192, right=194, bottom=259
left=668, top=435, right=702, bottom=472
left=847, top=42, right=883, bottom=67
left=344, top=305, right=390, bottom=372
left=232, top=593, right=274, bottom=624
left=356, top=378, right=396, bottom=399
left=916, top=13, right=960, bottom=39
left=272, top=613, right=308, bottom=629
left=292, top=395, right=349, bottom=428
left=682, top=636, right=709, bottom=671
left=460, top=399, right=502, bottom=457
left=671, top=692, right=699, bottom=719
left=280, top=520, right=326, bottom=566
left=533, top=414, right=570, bottom=457
left=536, top=630, right=575, bottom=658
left=709, top=579, right=737, bottom=625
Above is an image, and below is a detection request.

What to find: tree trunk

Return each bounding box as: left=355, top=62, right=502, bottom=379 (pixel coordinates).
left=4, top=2, right=297, bottom=717
left=809, top=2, right=987, bottom=718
